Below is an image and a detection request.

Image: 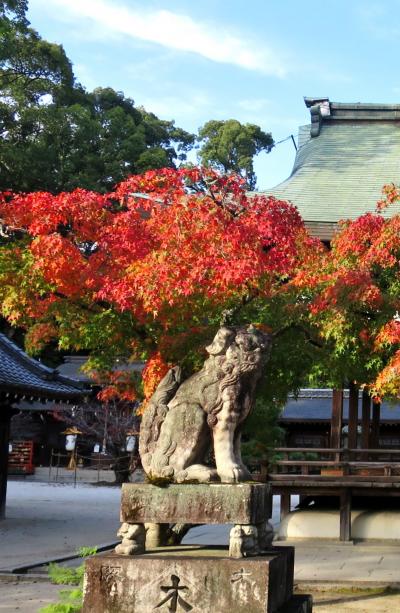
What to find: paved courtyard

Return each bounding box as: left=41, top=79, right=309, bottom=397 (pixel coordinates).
left=0, top=481, right=122, bottom=570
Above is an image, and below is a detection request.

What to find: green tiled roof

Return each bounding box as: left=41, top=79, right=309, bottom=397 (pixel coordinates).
left=263, top=99, right=400, bottom=225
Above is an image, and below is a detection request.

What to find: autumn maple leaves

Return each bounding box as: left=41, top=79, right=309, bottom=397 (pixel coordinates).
left=1, top=168, right=400, bottom=403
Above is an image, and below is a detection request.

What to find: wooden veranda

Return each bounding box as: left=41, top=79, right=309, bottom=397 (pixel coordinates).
left=269, top=386, right=400, bottom=541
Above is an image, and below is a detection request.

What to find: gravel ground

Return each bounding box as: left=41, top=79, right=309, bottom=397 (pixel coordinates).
left=1, top=481, right=122, bottom=570
left=0, top=578, right=61, bottom=612
left=2, top=580, right=400, bottom=612
left=300, top=585, right=400, bottom=612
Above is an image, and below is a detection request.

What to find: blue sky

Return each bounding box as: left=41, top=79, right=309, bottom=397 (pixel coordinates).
left=27, top=0, right=400, bottom=190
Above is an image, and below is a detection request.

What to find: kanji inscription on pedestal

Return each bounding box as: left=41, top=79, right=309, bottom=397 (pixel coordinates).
left=155, top=574, right=193, bottom=612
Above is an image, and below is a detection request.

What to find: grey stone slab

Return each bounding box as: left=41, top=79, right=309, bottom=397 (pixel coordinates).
left=121, top=482, right=271, bottom=525
left=279, top=595, right=313, bottom=613
left=83, top=546, right=294, bottom=613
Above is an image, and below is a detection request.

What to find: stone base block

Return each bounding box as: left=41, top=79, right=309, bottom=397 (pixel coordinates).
left=279, top=595, right=313, bottom=612
left=279, top=594, right=312, bottom=613
left=121, top=482, right=271, bottom=524
left=83, top=545, right=294, bottom=613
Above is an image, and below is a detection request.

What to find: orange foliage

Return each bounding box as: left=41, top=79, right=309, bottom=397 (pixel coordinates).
left=0, top=167, right=319, bottom=402
left=295, top=186, right=400, bottom=398
left=141, top=352, right=171, bottom=401
left=96, top=370, right=137, bottom=403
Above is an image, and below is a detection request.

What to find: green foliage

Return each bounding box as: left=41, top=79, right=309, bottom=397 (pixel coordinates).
left=242, top=397, right=285, bottom=462
left=0, top=1, right=28, bottom=27
left=286, top=451, right=318, bottom=461
left=47, top=562, right=84, bottom=586
left=197, top=119, right=273, bottom=189
left=76, top=546, right=98, bottom=557
left=0, top=20, right=195, bottom=193
left=239, top=292, right=322, bottom=459
left=39, top=589, right=82, bottom=613
left=39, top=547, right=97, bottom=613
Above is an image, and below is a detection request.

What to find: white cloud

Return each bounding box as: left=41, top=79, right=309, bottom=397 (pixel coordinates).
left=138, top=92, right=212, bottom=121
left=38, top=0, right=287, bottom=77
left=354, top=3, right=400, bottom=39
left=237, top=98, right=271, bottom=113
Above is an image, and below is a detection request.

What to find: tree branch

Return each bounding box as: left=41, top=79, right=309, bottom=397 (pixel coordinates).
left=272, top=323, right=323, bottom=348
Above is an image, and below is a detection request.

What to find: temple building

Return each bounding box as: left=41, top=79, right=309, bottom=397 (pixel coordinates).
left=264, top=98, right=400, bottom=541
left=0, top=333, right=87, bottom=518
left=266, top=98, right=400, bottom=240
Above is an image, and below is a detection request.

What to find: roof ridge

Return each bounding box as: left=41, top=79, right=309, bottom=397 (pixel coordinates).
left=305, top=98, right=400, bottom=137
left=0, top=333, right=85, bottom=390
left=0, top=333, right=54, bottom=375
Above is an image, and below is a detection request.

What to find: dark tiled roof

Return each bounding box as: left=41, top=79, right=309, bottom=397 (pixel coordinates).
left=0, top=334, right=88, bottom=402
left=281, top=389, right=400, bottom=423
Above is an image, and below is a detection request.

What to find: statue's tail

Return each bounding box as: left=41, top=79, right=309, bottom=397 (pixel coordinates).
left=139, top=366, right=182, bottom=474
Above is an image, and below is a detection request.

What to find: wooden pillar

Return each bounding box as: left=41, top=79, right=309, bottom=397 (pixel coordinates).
left=370, top=401, right=381, bottom=449
left=348, top=381, right=359, bottom=452
left=361, top=390, right=371, bottom=453
left=0, top=407, right=12, bottom=520
left=339, top=489, right=352, bottom=541
left=280, top=492, right=291, bottom=522
left=330, top=389, right=343, bottom=456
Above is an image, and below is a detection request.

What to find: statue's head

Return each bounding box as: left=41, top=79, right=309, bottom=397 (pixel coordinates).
left=205, top=326, right=236, bottom=356
left=235, top=325, right=271, bottom=353
left=206, top=324, right=271, bottom=367
left=228, top=325, right=271, bottom=370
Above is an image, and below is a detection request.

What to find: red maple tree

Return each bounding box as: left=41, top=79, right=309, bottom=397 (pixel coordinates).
left=293, top=185, right=400, bottom=400
left=0, top=167, right=318, bottom=401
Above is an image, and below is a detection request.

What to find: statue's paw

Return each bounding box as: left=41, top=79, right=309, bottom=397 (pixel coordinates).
left=175, top=465, right=217, bottom=483
left=175, top=470, right=188, bottom=483
left=237, top=464, right=253, bottom=481
left=218, top=464, right=252, bottom=483
left=160, top=466, right=174, bottom=478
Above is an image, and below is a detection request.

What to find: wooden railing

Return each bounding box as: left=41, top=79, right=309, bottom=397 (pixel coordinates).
left=269, top=447, right=400, bottom=478
left=268, top=447, right=400, bottom=541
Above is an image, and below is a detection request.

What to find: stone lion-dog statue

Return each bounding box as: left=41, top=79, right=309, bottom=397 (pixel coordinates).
left=139, top=324, right=271, bottom=484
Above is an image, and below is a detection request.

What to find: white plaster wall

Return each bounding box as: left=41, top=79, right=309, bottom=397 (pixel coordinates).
left=278, top=509, right=400, bottom=540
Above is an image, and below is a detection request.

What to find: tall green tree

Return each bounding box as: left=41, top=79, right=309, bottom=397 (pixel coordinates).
left=0, top=0, right=28, bottom=26
left=0, top=10, right=195, bottom=193
left=197, top=119, right=274, bottom=190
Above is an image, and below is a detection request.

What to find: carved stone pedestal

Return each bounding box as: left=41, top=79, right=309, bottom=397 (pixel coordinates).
left=83, top=546, right=308, bottom=613
left=119, top=482, right=274, bottom=555
left=83, top=482, right=312, bottom=612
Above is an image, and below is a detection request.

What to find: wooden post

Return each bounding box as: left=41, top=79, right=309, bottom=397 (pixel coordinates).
left=331, top=389, right=343, bottom=461
left=0, top=407, right=12, bottom=520
left=361, top=390, right=371, bottom=454
left=340, top=489, right=352, bottom=541
left=370, top=401, right=381, bottom=449
left=280, top=492, right=291, bottom=522
left=348, top=381, right=359, bottom=452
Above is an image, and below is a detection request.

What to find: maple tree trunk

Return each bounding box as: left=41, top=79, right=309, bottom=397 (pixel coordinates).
left=112, top=455, right=132, bottom=484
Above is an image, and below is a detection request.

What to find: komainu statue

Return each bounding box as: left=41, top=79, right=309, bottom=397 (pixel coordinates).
left=139, top=325, right=271, bottom=483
